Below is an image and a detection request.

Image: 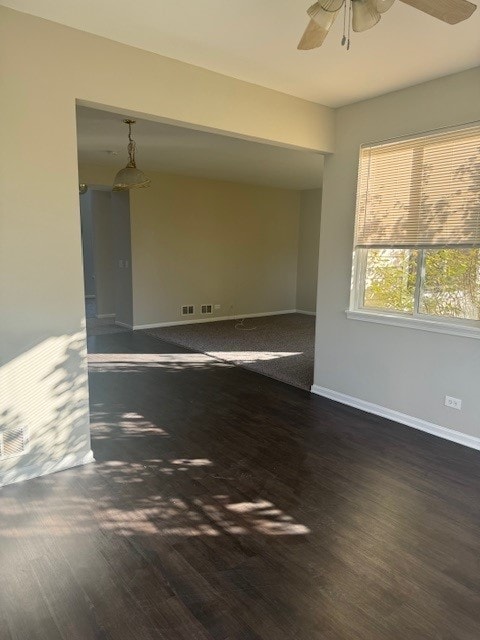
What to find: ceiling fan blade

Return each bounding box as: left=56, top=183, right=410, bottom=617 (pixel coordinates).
left=308, top=2, right=341, bottom=29
left=298, top=18, right=329, bottom=49
left=400, top=0, right=477, bottom=24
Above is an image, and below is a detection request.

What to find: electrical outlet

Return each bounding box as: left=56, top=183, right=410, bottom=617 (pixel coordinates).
left=214, top=304, right=221, bottom=310
left=445, top=396, right=462, bottom=410
left=201, top=304, right=213, bottom=315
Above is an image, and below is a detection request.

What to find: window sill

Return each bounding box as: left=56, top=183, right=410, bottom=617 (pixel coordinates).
left=346, top=309, right=480, bottom=340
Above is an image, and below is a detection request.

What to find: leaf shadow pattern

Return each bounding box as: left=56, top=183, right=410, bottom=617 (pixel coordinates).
left=1, top=329, right=480, bottom=639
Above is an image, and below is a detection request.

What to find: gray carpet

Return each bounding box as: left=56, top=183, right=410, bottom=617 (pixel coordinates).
left=145, top=313, right=315, bottom=390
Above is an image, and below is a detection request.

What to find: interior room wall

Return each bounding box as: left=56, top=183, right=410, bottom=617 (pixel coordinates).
left=90, top=190, right=115, bottom=318
left=80, top=165, right=301, bottom=327
left=79, top=191, right=96, bottom=298
left=111, top=191, right=133, bottom=328
left=296, top=189, right=322, bottom=314
left=314, top=67, right=480, bottom=442
left=1, top=6, right=333, bottom=485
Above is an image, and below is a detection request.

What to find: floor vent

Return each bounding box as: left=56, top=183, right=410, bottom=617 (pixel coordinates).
left=201, top=304, right=213, bottom=315
left=0, top=427, right=29, bottom=459
left=181, top=305, right=195, bottom=316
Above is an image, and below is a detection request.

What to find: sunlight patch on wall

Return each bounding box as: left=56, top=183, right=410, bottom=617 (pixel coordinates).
left=0, top=330, right=92, bottom=485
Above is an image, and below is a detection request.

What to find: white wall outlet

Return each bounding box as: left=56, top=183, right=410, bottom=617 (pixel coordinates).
left=445, top=396, right=462, bottom=410
left=214, top=304, right=221, bottom=310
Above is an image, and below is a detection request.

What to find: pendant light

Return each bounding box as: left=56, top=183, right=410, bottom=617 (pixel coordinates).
left=112, top=119, right=150, bottom=191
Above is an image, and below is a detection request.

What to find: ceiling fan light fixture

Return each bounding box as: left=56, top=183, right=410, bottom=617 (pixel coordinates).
left=112, top=119, right=151, bottom=191
left=318, top=0, right=345, bottom=10
left=374, top=0, right=395, bottom=13
left=299, top=0, right=477, bottom=50
left=351, top=0, right=381, bottom=32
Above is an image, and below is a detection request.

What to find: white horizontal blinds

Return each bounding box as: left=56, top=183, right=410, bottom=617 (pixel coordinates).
left=354, top=124, right=480, bottom=249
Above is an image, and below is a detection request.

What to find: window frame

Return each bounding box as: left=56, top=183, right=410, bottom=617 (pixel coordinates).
left=350, top=248, right=480, bottom=335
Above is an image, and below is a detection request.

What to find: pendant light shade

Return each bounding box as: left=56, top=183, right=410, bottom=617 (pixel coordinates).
left=113, top=165, right=151, bottom=190
left=352, top=0, right=381, bottom=32
left=113, top=119, right=150, bottom=191
left=374, top=0, right=395, bottom=13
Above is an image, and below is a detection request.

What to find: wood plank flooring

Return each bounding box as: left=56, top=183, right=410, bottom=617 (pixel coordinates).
left=1, top=329, right=480, bottom=639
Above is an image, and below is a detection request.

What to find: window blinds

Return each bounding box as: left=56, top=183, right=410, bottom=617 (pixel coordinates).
left=354, top=123, right=480, bottom=249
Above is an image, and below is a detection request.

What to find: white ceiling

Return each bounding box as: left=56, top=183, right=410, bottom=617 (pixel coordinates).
left=4, top=0, right=480, bottom=107
left=76, top=106, right=324, bottom=190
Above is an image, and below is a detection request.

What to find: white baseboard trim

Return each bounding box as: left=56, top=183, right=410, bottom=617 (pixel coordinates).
left=115, top=321, right=134, bottom=329
left=96, top=313, right=115, bottom=319
left=295, top=309, right=316, bottom=316
left=310, top=385, right=480, bottom=452
left=0, top=449, right=95, bottom=487
left=133, top=309, right=297, bottom=331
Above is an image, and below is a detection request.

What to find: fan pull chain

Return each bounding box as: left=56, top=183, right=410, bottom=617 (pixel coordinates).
left=341, top=1, right=352, bottom=50
left=347, top=0, right=352, bottom=50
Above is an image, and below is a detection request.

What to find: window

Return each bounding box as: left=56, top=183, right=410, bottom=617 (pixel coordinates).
left=350, top=123, right=480, bottom=333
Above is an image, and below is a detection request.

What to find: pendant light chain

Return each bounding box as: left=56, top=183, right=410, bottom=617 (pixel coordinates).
left=112, top=119, right=150, bottom=190
left=347, top=0, right=352, bottom=50
left=125, top=119, right=137, bottom=169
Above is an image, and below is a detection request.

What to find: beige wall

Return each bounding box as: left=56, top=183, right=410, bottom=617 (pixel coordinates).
left=80, top=165, right=301, bottom=326
left=296, top=189, right=322, bottom=314
left=0, top=7, right=333, bottom=485
left=132, top=174, right=301, bottom=326
left=315, top=67, right=480, bottom=440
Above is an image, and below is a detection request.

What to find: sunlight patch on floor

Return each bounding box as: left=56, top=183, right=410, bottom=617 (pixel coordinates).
left=88, top=351, right=302, bottom=371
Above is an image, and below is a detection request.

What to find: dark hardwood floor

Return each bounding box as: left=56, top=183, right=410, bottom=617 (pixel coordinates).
left=1, top=329, right=480, bottom=639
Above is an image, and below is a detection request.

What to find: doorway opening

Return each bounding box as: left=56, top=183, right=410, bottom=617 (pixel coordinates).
left=79, top=186, right=133, bottom=336
left=77, top=103, right=323, bottom=389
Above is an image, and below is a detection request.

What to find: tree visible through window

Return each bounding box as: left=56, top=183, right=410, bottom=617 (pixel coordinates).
left=351, top=124, right=480, bottom=325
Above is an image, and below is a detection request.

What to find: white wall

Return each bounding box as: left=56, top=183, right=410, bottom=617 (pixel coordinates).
left=80, top=165, right=301, bottom=327
left=0, top=7, right=333, bottom=485
left=296, top=189, right=322, bottom=314
left=314, top=67, right=480, bottom=441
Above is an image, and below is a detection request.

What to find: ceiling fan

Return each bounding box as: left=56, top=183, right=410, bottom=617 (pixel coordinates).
left=298, top=0, right=477, bottom=50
